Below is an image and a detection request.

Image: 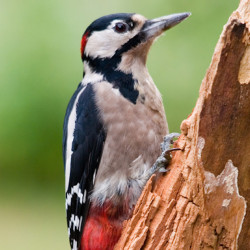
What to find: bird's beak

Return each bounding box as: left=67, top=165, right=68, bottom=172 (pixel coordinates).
left=140, top=12, right=191, bottom=41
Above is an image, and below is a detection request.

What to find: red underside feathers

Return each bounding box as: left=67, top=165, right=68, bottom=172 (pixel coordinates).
left=81, top=202, right=130, bottom=250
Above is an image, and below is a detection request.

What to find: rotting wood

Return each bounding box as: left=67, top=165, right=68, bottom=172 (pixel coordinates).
left=115, top=0, right=249, bottom=249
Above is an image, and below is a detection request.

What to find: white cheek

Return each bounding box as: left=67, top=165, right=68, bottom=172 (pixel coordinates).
left=85, top=29, right=131, bottom=58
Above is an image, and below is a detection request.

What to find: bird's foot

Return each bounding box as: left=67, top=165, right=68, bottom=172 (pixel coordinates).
left=151, top=133, right=181, bottom=174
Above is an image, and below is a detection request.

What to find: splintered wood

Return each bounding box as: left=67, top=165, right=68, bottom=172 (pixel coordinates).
left=115, top=0, right=249, bottom=249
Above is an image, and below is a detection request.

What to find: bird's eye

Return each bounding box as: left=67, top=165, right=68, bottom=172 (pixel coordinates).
left=114, top=22, right=128, bottom=33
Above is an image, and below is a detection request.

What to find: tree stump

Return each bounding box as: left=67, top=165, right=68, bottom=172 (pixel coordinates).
left=115, top=0, right=249, bottom=249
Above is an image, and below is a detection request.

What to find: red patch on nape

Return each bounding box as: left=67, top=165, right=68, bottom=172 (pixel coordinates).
left=81, top=32, right=89, bottom=60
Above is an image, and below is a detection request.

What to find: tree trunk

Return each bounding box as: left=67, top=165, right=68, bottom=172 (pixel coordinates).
left=115, top=0, right=249, bottom=249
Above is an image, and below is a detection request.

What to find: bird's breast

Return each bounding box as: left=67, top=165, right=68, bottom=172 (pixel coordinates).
left=91, top=80, right=168, bottom=204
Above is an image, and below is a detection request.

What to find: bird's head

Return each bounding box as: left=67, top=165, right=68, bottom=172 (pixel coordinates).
left=80, top=12, right=190, bottom=102
left=81, top=13, right=190, bottom=65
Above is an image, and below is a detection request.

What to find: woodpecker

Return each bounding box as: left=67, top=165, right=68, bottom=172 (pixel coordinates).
left=63, top=12, right=190, bottom=250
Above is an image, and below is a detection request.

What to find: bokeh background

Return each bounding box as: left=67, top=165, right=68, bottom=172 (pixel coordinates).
left=0, top=0, right=238, bottom=249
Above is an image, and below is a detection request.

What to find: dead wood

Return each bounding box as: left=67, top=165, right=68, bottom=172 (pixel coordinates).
left=115, top=0, right=249, bottom=249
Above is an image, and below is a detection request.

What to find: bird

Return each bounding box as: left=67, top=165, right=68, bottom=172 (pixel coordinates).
left=63, top=12, right=190, bottom=250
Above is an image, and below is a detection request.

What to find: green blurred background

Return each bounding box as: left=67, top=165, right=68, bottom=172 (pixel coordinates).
left=0, top=0, right=238, bottom=249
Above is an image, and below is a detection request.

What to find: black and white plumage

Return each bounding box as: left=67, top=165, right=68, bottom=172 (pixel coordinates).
left=63, top=12, right=190, bottom=250
left=63, top=83, right=106, bottom=248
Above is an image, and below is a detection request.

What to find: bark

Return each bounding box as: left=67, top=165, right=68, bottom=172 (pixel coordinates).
left=115, top=0, right=249, bottom=249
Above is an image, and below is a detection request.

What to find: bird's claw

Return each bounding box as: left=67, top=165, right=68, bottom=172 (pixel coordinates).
left=161, top=132, right=180, bottom=152
left=158, top=167, right=170, bottom=173
left=151, top=133, right=181, bottom=174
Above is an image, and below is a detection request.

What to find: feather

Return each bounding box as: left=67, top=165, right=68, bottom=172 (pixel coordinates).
left=63, top=83, right=106, bottom=250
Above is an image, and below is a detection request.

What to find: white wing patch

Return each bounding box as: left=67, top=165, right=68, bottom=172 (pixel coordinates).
left=65, top=85, right=87, bottom=191
left=69, top=214, right=82, bottom=232
left=72, top=240, right=78, bottom=250
left=66, top=183, right=86, bottom=209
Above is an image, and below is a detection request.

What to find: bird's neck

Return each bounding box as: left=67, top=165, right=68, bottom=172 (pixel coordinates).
left=82, top=56, right=142, bottom=104
left=82, top=62, right=104, bottom=85
left=82, top=52, right=149, bottom=83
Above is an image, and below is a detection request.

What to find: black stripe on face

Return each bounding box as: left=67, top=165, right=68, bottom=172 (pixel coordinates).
left=115, top=29, right=147, bottom=55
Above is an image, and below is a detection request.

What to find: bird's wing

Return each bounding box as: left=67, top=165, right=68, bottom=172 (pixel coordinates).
left=63, top=83, right=106, bottom=250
